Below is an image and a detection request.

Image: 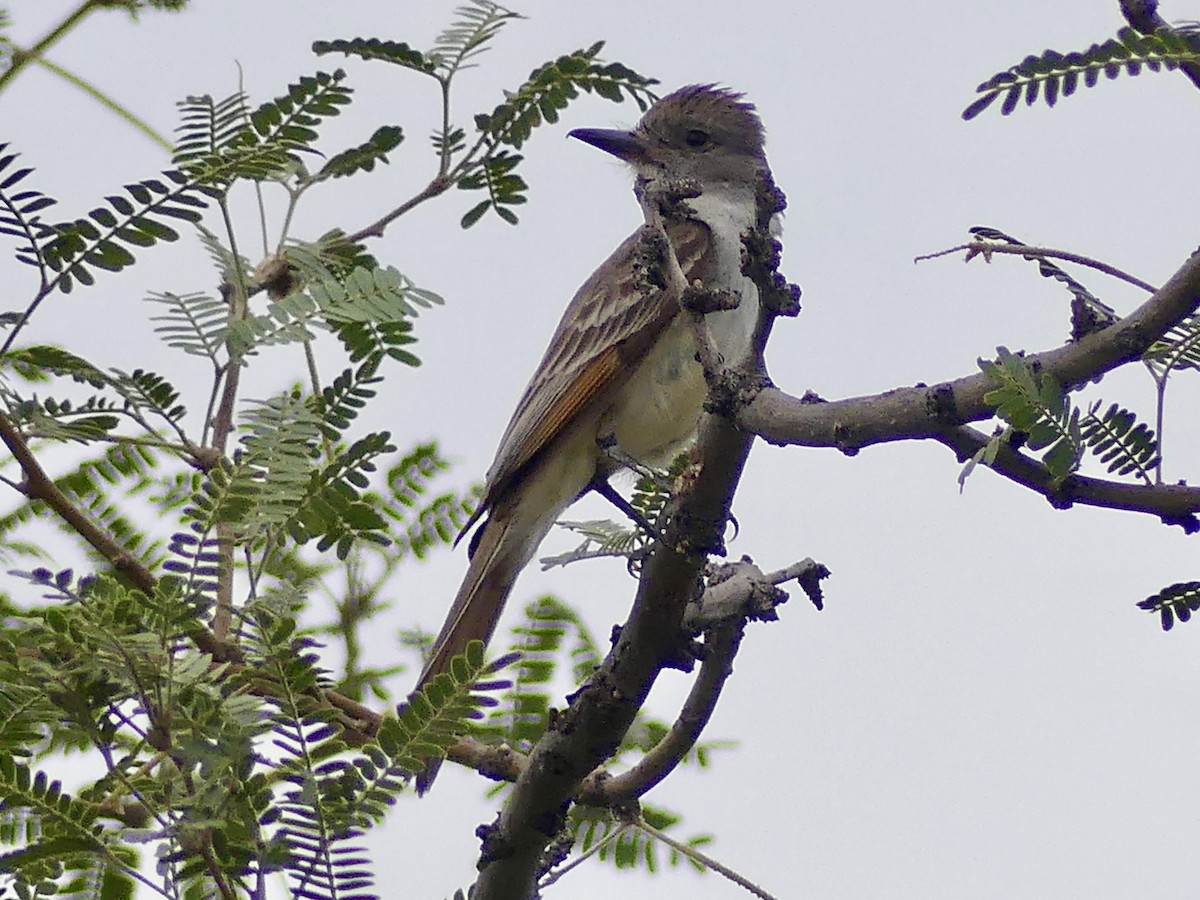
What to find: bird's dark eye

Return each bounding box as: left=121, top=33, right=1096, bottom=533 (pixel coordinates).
left=684, top=128, right=710, bottom=148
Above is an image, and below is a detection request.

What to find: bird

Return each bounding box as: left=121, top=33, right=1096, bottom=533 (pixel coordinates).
left=413, top=84, right=774, bottom=790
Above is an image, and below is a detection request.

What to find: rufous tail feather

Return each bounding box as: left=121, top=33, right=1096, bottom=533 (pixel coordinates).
left=412, top=513, right=520, bottom=794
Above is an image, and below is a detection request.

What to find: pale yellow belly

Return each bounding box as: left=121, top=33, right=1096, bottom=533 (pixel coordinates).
left=602, top=316, right=708, bottom=466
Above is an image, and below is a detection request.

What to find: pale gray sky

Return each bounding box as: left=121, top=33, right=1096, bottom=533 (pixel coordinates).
left=5, top=1, right=1200, bottom=897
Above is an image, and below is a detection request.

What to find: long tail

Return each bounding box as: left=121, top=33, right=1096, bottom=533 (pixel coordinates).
left=411, top=510, right=527, bottom=794
left=410, top=431, right=597, bottom=793
left=417, top=513, right=520, bottom=694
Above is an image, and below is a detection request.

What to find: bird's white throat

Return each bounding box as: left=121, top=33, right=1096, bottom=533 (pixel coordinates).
left=685, top=183, right=762, bottom=366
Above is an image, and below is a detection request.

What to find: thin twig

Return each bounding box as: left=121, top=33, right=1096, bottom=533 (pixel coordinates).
left=634, top=817, right=780, bottom=900
left=915, top=241, right=1158, bottom=294
left=537, top=823, right=630, bottom=890
left=0, top=0, right=99, bottom=94
left=23, top=426, right=195, bottom=459
left=207, top=198, right=251, bottom=640
left=1152, top=367, right=1167, bottom=485
left=31, top=56, right=172, bottom=151
left=346, top=71, right=509, bottom=242
left=345, top=174, right=453, bottom=242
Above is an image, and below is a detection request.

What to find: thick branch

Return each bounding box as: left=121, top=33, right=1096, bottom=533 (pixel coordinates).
left=741, top=246, right=1200, bottom=518
left=582, top=619, right=743, bottom=805
left=474, top=369, right=757, bottom=899
left=938, top=425, right=1200, bottom=529
left=0, top=410, right=247, bottom=667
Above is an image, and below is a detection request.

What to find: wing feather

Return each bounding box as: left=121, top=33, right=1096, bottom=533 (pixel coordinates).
left=472, top=219, right=715, bottom=520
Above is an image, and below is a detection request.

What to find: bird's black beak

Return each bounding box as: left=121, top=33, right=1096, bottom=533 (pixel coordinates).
left=568, top=127, right=646, bottom=163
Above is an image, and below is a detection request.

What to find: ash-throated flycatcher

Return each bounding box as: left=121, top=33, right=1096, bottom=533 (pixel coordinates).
left=414, top=85, right=773, bottom=788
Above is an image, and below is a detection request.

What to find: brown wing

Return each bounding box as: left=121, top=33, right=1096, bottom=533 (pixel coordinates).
left=469, top=219, right=715, bottom=524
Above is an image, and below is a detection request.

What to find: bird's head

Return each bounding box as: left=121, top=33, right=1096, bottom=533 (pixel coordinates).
left=569, top=84, right=767, bottom=188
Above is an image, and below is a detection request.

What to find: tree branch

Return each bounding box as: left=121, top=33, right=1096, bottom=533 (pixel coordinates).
left=577, top=558, right=821, bottom=803
left=0, top=0, right=100, bottom=95
left=584, top=619, right=742, bottom=804
left=914, top=240, right=1157, bottom=294
left=0, top=408, right=244, bottom=669
left=345, top=173, right=453, bottom=242
left=740, top=245, right=1200, bottom=523
left=937, top=425, right=1200, bottom=530
left=1119, top=0, right=1200, bottom=91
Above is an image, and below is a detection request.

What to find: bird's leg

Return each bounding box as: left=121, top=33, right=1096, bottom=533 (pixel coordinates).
left=592, top=433, right=675, bottom=544
left=595, top=432, right=664, bottom=484
left=588, top=476, right=668, bottom=546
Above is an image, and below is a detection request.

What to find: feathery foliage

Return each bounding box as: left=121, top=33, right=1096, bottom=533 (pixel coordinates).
left=460, top=41, right=657, bottom=226
left=396, top=640, right=511, bottom=768
left=968, top=349, right=1162, bottom=489
left=1138, top=581, right=1200, bottom=631
left=1080, top=402, right=1159, bottom=484
left=315, top=25, right=655, bottom=228
left=969, top=347, right=1082, bottom=481
left=175, top=72, right=353, bottom=187
left=963, top=24, right=1200, bottom=119
left=378, top=443, right=478, bottom=560
left=0, top=143, right=58, bottom=274
left=318, top=125, right=405, bottom=180
left=0, top=2, right=760, bottom=895
left=1145, top=312, right=1200, bottom=376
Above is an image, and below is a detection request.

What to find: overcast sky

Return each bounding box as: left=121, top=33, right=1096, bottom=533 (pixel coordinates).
left=6, top=1, right=1200, bottom=897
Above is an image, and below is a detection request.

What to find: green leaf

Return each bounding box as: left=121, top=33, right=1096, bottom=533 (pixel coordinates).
left=963, top=25, right=1200, bottom=120
left=39, top=172, right=213, bottom=293
left=1138, top=581, right=1200, bottom=631
left=980, top=347, right=1081, bottom=479
left=312, top=37, right=436, bottom=74
left=316, top=125, right=405, bottom=179
left=1080, top=402, right=1159, bottom=484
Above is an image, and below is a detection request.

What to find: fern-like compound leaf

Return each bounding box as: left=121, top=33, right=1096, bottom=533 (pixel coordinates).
left=392, top=640, right=509, bottom=769
left=475, top=42, right=657, bottom=151
left=1137, top=581, right=1200, bottom=630
left=146, top=290, right=228, bottom=364
left=311, top=37, right=437, bottom=75
left=428, top=0, right=522, bottom=79
left=42, top=171, right=215, bottom=293
left=460, top=43, right=656, bottom=227
left=173, top=91, right=252, bottom=167
left=249, top=70, right=353, bottom=153
left=316, top=125, right=405, bottom=180
left=1080, top=402, right=1159, bottom=483
left=0, top=758, right=105, bottom=857
left=0, top=143, right=58, bottom=272
left=982, top=347, right=1082, bottom=479
left=964, top=26, right=1200, bottom=120
left=1145, top=312, right=1200, bottom=375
